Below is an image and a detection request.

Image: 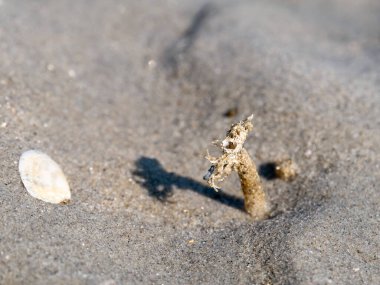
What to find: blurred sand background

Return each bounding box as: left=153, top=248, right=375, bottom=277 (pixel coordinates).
left=0, top=0, right=379, bottom=284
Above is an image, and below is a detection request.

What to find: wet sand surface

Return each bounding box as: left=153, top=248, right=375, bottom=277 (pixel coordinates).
left=0, top=0, right=379, bottom=284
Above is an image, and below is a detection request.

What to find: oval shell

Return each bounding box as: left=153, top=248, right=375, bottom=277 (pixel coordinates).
left=19, top=150, right=71, bottom=204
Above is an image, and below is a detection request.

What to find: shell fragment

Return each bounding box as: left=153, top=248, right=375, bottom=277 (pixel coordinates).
left=19, top=150, right=71, bottom=204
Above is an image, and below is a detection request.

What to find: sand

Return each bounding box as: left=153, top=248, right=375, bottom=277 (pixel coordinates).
left=0, top=0, right=379, bottom=284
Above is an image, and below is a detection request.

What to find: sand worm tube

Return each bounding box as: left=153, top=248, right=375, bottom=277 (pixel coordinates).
left=204, top=115, right=269, bottom=220
left=236, top=148, right=268, bottom=219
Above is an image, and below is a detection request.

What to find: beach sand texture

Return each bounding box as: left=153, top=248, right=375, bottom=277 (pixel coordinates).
left=0, top=0, right=379, bottom=284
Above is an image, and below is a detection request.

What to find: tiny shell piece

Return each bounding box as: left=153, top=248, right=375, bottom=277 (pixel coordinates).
left=19, top=150, right=71, bottom=204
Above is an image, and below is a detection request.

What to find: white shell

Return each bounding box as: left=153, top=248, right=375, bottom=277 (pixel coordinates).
left=19, top=150, right=71, bottom=204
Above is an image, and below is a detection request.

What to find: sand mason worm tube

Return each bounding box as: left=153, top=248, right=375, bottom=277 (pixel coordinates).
left=203, top=115, right=269, bottom=220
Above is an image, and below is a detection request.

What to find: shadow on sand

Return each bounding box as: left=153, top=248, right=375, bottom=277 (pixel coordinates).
left=163, top=3, right=216, bottom=75
left=258, top=162, right=277, bottom=180
left=133, top=156, right=244, bottom=211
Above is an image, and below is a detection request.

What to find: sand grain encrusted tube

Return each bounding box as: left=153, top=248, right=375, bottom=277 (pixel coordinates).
left=204, top=115, right=269, bottom=220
